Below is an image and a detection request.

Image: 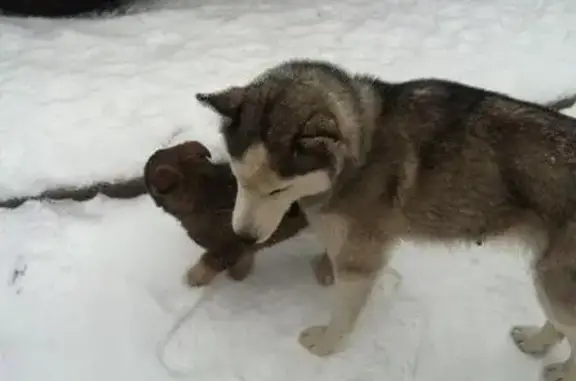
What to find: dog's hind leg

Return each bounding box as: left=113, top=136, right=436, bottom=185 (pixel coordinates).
left=510, top=214, right=562, bottom=355
left=525, top=222, right=576, bottom=381
left=532, top=292, right=576, bottom=381
left=542, top=327, right=576, bottom=381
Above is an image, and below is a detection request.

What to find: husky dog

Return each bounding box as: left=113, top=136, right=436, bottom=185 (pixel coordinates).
left=195, top=58, right=576, bottom=370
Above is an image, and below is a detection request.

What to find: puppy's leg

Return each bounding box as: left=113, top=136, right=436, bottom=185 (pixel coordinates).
left=299, top=222, right=390, bottom=357
left=186, top=244, right=246, bottom=287
left=186, top=253, right=219, bottom=287
left=511, top=321, right=564, bottom=356
left=312, top=252, right=334, bottom=286
left=227, top=251, right=256, bottom=281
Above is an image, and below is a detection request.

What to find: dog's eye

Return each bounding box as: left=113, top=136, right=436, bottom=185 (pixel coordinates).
left=268, top=185, right=291, bottom=196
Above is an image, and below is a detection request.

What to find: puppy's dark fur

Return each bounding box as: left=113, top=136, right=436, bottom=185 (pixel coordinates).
left=143, top=141, right=324, bottom=286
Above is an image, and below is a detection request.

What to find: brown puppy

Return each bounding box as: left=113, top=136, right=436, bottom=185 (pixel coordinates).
left=144, top=141, right=330, bottom=287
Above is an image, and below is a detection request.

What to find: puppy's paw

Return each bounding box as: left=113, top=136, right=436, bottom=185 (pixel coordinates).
left=298, top=325, right=339, bottom=357
left=312, top=253, right=334, bottom=287
left=227, top=254, right=255, bottom=282
left=510, top=326, right=556, bottom=356
left=544, top=362, right=567, bottom=381
left=185, top=261, right=218, bottom=287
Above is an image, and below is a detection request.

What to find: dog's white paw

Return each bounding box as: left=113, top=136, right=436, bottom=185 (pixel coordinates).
left=544, top=363, right=567, bottom=381
left=510, top=326, right=553, bottom=356
left=298, top=325, right=339, bottom=357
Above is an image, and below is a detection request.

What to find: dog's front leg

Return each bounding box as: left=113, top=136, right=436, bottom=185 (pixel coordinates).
left=298, top=220, right=390, bottom=357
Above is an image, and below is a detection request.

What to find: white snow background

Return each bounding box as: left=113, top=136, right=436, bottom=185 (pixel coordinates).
left=1, top=0, right=576, bottom=380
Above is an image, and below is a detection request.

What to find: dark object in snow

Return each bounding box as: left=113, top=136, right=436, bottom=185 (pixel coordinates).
left=144, top=141, right=331, bottom=287
left=0, top=0, right=137, bottom=18
left=0, top=177, right=147, bottom=209
left=547, top=93, right=576, bottom=111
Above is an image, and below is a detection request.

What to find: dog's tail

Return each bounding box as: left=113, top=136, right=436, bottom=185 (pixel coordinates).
left=545, top=93, right=576, bottom=111
left=0, top=177, right=146, bottom=209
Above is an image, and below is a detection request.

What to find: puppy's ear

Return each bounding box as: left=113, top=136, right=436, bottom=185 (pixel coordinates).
left=196, top=87, right=245, bottom=118
left=182, top=141, right=212, bottom=160
left=151, top=165, right=182, bottom=194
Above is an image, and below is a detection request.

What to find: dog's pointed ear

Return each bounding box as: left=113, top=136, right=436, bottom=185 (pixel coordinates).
left=196, top=87, right=245, bottom=118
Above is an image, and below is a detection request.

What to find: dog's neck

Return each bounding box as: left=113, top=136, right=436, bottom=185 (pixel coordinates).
left=345, top=75, right=393, bottom=167
left=299, top=76, right=401, bottom=214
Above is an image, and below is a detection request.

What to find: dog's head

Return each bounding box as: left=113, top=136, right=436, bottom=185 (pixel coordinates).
left=144, top=141, right=226, bottom=217
left=196, top=59, right=363, bottom=243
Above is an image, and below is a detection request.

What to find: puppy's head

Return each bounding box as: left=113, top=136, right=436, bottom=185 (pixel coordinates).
left=144, top=141, right=219, bottom=217
left=196, top=59, right=361, bottom=243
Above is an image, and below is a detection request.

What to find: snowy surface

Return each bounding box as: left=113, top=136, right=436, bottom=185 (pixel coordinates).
left=1, top=0, right=576, bottom=380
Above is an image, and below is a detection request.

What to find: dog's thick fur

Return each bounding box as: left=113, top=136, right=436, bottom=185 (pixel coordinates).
left=143, top=141, right=333, bottom=287
left=195, top=58, right=576, bottom=375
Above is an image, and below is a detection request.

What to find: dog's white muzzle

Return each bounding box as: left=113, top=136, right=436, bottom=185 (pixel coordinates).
left=232, top=186, right=292, bottom=244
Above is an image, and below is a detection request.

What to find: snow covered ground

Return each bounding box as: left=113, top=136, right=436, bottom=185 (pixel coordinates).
left=1, top=0, right=576, bottom=380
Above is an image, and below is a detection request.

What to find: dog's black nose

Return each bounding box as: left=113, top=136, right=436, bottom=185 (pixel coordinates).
left=238, top=234, right=257, bottom=245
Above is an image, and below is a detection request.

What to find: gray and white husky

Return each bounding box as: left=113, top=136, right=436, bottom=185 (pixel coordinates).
left=197, top=58, right=576, bottom=380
